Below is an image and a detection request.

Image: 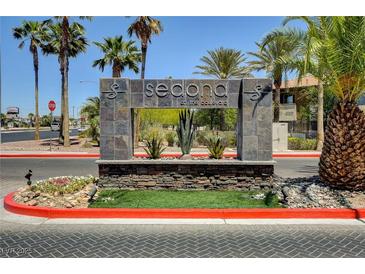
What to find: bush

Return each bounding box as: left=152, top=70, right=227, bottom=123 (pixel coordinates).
left=196, top=130, right=236, bottom=147
left=144, top=132, right=166, bottom=159
left=141, top=127, right=164, bottom=143
left=165, top=131, right=176, bottom=147
left=31, top=175, right=96, bottom=195
left=288, top=137, right=317, bottom=150
left=206, top=136, right=226, bottom=159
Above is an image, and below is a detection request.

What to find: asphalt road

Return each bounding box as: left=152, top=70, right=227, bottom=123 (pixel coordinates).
left=0, top=158, right=319, bottom=198
left=0, top=129, right=79, bottom=143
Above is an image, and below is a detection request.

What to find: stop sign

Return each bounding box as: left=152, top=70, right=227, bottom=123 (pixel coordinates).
left=48, top=100, right=56, bottom=112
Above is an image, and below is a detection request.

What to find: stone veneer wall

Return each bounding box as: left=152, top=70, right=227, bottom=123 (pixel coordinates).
left=97, top=161, right=275, bottom=190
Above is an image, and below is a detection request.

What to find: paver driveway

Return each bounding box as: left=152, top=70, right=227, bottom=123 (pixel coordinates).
left=1, top=221, right=365, bottom=258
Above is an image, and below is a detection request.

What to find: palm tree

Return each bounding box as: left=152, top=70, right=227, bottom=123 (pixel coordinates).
left=194, top=47, right=251, bottom=130
left=93, top=36, right=141, bottom=77
left=13, top=20, right=50, bottom=140
left=247, top=28, right=304, bottom=122
left=301, top=16, right=365, bottom=190
left=282, top=17, right=334, bottom=151
left=128, top=16, right=163, bottom=145
left=42, top=18, right=89, bottom=146
left=195, top=47, right=252, bottom=79
left=80, top=97, right=100, bottom=145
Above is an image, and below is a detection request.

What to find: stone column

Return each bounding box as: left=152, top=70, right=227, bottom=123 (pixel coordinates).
left=237, top=79, right=273, bottom=161
left=100, top=78, right=133, bottom=160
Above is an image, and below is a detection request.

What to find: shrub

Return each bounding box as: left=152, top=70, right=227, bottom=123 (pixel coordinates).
left=196, top=130, right=236, bottom=147
left=288, top=137, right=317, bottom=150
left=31, top=175, right=96, bottom=195
left=144, top=135, right=166, bottom=159
left=176, top=109, right=195, bottom=155
left=206, top=136, right=226, bottom=159
left=141, top=127, right=164, bottom=142
left=165, top=131, right=176, bottom=147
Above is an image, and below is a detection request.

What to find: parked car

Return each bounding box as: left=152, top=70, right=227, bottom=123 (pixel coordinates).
left=50, top=121, right=60, bottom=131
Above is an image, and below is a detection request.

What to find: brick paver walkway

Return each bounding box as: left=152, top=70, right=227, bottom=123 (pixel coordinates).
left=1, top=221, right=365, bottom=258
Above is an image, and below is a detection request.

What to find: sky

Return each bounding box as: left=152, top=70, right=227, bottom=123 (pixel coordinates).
left=0, top=16, right=305, bottom=117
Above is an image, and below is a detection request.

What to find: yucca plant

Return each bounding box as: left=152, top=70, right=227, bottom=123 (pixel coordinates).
left=299, top=16, right=365, bottom=190
left=206, top=136, right=226, bottom=159
left=176, top=109, right=195, bottom=156
left=144, top=136, right=166, bottom=159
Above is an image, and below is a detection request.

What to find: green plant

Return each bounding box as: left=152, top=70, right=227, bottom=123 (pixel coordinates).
left=288, top=137, right=317, bottom=150
left=176, top=109, right=195, bottom=155
left=264, top=191, right=279, bottom=207
left=165, top=131, right=176, bottom=147
left=31, top=175, right=96, bottom=195
left=144, top=135, right=166, bottom=159
left=206, top=135, right=226, bottom=159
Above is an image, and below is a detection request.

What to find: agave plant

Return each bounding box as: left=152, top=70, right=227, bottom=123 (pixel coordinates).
left=206, top=135, right=226, bottom=159
left=143, top=136, right=166, bottom=159
left=176, top=109, right=195, bottom=155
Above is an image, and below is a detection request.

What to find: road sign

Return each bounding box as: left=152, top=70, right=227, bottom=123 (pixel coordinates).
left=48, top=100, right=56, bottom=112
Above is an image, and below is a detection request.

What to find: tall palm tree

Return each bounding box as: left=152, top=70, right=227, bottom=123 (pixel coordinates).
left=247, top=28, right=304, bottom=122
left=194, top=47, right=251, bottom=130
left=13, top=20, right=50, bottom=140
left=42, top=18, right=89, bottom=146
left=80, top=97, right=100, bottom=145
left=93, top=36, right=141, bottom=77
left=128, top=16, right=163, bottom=145
left=195, top=47, right=252, bottom=79
left=303, top=16, right=365, bottom=190
left=282, top=17, right=333, bottom=151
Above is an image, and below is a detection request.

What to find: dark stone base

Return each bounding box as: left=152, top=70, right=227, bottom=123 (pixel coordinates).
left=97, top=160, right=275, bottom=190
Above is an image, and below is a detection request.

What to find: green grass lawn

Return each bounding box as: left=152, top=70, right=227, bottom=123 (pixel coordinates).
left=89, top=190, right=280, bottom=208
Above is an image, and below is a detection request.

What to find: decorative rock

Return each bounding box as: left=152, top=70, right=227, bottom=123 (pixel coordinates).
left=27, top=200, right=38, bottom=206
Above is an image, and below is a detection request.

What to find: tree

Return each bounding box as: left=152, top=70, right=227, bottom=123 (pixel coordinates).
left=42, top=18, right=89, bottom=146
left=27, top=113, right=34, bottom=126
left=283, top=17, right=335, bottom=151
left=305, top=17, right=365, bottom=190
left=195, top=47, right=252, bottom=79
left=247, top=28, right=304, bottom=122
left=13, top=20, right=50, bottom=140
left=93, top=36, right=141, bottom=77
left=80, top=97, right=100, bottom=144
left=128, top=16, right=163, bottom=144
left=194, top=47, right=251, bottom=130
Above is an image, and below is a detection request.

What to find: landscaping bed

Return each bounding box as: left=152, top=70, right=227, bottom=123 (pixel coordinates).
left=10, top=175, right=365, bottom=210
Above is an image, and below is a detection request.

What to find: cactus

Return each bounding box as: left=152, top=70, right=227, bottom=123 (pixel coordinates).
left=206, top=135, right=226, bottom=159
left=176, top=109, right=195, bottom=155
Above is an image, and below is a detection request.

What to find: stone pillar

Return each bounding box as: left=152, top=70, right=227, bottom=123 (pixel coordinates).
left=237, top=79, right=273, bottom=161
left=100, top=79, right=133, bottom=160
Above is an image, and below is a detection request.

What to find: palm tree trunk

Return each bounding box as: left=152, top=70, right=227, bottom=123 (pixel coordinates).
left=112, top=61, right=121, bottom=77
left=32, top=46, right=40, bottom=140
left=134, top=43, right=147, bottom=146
left=61, top=17, right=70, bottom=147
left=316, top=80, right=324, bottom=151
left=273, top=82, right=281, bottom=122
left=141, top=44, right=147, bottom=79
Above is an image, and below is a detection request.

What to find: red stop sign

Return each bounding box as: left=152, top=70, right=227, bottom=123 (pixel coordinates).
left=48, top=100, right=56, bottom=112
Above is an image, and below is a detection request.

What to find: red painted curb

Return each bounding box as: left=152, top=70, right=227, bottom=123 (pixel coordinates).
left=4, top=192, right=364, bottom=219
left=0, top=152, right=320, bottom=159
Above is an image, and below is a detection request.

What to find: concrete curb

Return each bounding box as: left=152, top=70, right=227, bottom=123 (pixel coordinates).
left=0, top=152, right=321, bottom=159
left=4, top=192, right=364, bottom=219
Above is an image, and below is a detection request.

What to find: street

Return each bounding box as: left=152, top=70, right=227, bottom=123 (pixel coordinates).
left=0, top=129, right=79, bottom=143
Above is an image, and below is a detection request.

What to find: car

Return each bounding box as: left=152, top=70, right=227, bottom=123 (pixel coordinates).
left=50, top=121, right=60, bottom=131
